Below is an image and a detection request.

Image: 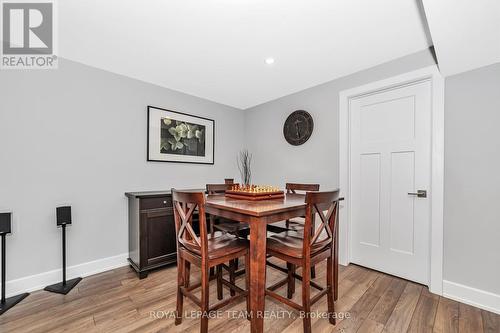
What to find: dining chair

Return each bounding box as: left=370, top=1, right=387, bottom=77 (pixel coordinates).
left=268, top=183, right=320, bottom=278
left=284, top=183, right=320, bottom=229
left=206, top=183, right=250, bottom=294
left=265, top=190, right=340, bottom=333
left=206, top=183, right=250, bottom=239
left=172, top=190, right=250, bottom=333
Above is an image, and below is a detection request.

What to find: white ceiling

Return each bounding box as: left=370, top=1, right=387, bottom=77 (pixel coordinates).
left=422, top=0, right=500, bottom=77
left=58, top=0, right=432, bottom=109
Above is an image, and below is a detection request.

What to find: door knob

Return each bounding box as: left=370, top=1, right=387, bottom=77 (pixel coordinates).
left=408, top=190, right=427, bottom=198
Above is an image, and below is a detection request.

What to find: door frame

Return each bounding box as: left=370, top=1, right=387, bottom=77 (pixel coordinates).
left=338, top=65, right=444, bottom=295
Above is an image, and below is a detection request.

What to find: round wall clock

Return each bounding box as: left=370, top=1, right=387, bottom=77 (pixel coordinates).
left=283, top=110, right=314, bottom=146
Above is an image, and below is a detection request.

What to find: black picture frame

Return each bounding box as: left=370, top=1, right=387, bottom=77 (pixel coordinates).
left=147, top=105, right=215, bottom=164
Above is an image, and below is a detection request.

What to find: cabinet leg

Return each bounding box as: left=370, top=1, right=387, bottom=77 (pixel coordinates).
left=138, top=271, right=148, bottom=279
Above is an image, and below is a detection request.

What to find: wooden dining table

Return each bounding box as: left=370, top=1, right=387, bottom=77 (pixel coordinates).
left=205, top=193, right=338, bottom=333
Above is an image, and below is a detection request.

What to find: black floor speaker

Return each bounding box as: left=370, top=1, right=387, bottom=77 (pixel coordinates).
left=0, top=227, right=29, bottom=315
left=44, top=208, right=81, bottom=294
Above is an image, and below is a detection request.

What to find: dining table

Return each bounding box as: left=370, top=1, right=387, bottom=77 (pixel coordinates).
left=205, top=193, right=339, bottom=333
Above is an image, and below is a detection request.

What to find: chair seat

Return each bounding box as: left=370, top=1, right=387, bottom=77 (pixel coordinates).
left=214, top=218, right=249, bottom=233
left=268, top=218, right=304, bottom=232
left=267, top=224, right=290, bottom=234
left=181, top=234, right=248, bottom=260
left=267, top=230, right=328, bottom=258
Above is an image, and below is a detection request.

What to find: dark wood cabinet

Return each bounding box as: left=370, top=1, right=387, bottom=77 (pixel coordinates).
left=125, top=189, right=202, bottom=279
left=125, top=191, right=177, bottom=279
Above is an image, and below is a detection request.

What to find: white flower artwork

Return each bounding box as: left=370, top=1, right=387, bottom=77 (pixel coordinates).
left=147, top=106, right=214, bottom=164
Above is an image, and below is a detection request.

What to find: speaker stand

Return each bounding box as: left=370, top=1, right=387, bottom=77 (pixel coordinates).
left=0, top=233, right=29, bottom=315
left=44, top=224, right=81, bottom=295
left=44, top=277, right=82, bottom=295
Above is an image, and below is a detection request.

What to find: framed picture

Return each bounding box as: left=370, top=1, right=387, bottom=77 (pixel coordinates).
left=147, top=106, right=214, bottom=164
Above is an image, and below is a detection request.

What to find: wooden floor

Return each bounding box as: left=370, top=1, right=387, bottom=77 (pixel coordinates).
left=1, top=260, right=499, bottom=333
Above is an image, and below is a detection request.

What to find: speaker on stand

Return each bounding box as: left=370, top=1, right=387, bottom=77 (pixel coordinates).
left=44, top=206, right=82, bottom=294
left=0, top=212, right=29, bottom=315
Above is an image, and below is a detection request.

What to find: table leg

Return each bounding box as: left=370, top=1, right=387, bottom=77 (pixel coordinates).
left=249, top=220, right=267, bottom=333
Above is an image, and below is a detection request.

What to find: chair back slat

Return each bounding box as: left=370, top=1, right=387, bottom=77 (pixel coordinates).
left=206, top=183, right=239, bottom=195
left=302, top=190, right=340, bottom=257
left=286, top=183, right=320, bottom=194
left=172, top=189, right=208, bottom=259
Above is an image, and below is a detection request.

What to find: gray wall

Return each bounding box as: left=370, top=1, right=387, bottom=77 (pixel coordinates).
left=444, top=63, right=500, bottom=294
left=244, top=49, right=436, bottom=188
left=0, top=59, right=244, bottom=281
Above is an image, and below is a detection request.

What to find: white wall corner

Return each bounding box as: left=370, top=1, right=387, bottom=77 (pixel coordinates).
left=428, top=67, right=445, bottom=295
left=443, top=280, right=500, bottom=315
left=0, top=253, right=129, bottom=298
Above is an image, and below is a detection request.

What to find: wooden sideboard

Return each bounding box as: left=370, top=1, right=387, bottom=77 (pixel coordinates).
left=125, top=190, right=202, bottom=279
left=125, top=191, right=176, bottom=279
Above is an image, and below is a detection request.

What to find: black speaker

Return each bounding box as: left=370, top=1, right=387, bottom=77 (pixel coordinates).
left=0, top=213, right=11, bottom=234
left=45, top=206, right=81, bottom=295
left=56, top=206, right=71, bottom=226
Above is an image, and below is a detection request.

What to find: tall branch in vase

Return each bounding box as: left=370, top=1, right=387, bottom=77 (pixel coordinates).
left=237, top=149, right=252, bottom=186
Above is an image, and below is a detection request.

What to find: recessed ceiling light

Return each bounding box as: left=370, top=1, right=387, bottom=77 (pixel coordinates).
left=265, top=58, right=275, bottom=65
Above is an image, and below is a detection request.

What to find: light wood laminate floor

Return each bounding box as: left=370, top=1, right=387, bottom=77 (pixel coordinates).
left=0, top=260, right=499, bottom=333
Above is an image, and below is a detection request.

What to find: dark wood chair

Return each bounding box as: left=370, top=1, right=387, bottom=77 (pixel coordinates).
left=172, top=190, right=249, bottom=333
left=268, top=183, right=320, bottom=277
left=206, top=183, right=250, bottom=293
left=265, top=190, right=340, bottom=333
left=284, top=183, right=320, bottom=230
left=206, top=183, right=250, bottom=239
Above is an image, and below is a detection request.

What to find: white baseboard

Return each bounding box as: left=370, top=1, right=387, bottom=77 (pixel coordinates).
left=443, top=280, right=500, bottom=315
left=1, top=253, right=129, bottom=298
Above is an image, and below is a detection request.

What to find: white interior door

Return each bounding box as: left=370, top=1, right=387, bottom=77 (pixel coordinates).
left=350, top=80, right=431, bottom=284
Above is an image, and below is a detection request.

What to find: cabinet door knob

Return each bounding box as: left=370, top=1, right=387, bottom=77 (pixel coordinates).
left=163, top=201, right=167, bottom=204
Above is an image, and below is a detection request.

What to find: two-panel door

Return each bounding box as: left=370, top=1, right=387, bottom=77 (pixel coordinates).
left=350, top=80, right=431, bottom=284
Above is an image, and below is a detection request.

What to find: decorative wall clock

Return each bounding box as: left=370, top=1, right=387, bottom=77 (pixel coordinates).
left=283, top=110, right=314, bottom=146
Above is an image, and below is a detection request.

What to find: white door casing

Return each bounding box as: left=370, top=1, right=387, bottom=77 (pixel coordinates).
left=339, top=66, right=444, bottom=295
